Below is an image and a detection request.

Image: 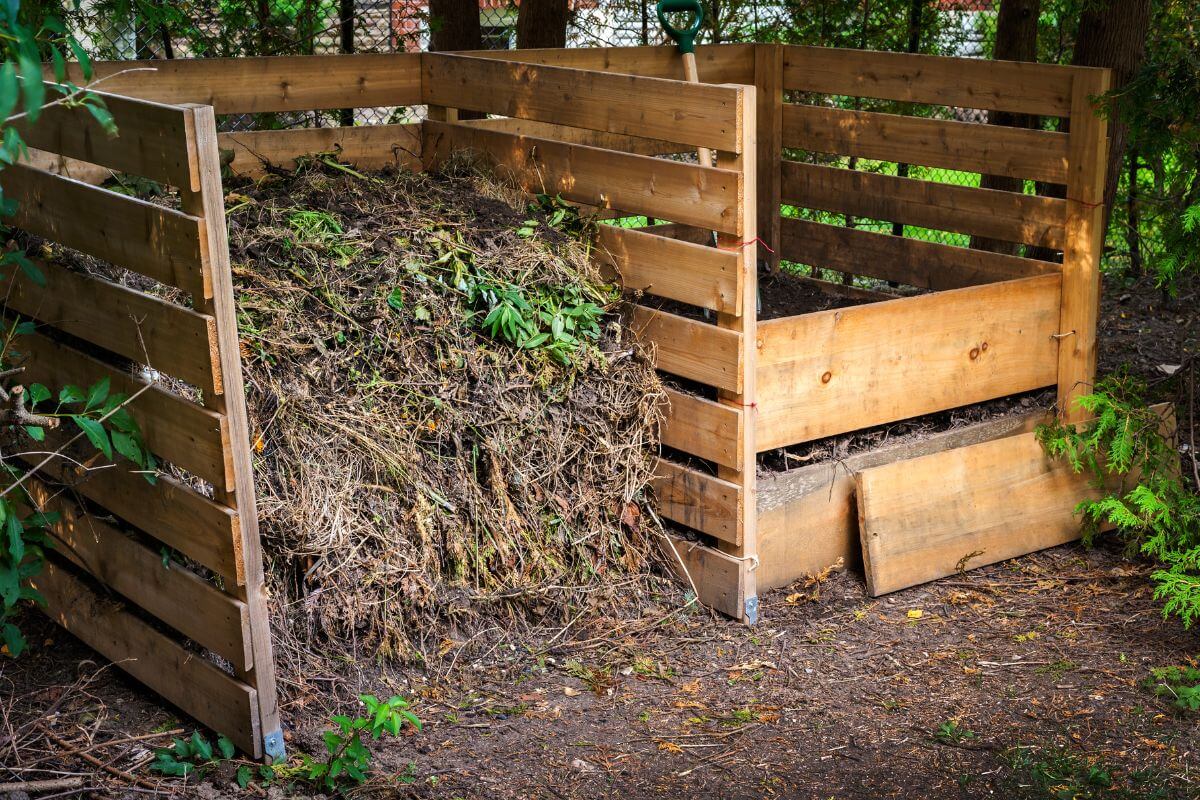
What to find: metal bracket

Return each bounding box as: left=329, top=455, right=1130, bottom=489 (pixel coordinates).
left=262, top=728, right=286, bottom=763
left=744, top=595, right=759, bottom=625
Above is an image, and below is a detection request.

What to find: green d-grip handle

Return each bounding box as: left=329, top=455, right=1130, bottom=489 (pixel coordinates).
left=656, top=0, right=704, bottom=55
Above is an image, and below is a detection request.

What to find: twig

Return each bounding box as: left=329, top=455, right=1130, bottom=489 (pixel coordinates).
left=37, top=726, right=160, bottom=792
left=58, top=728, right=184, bottom=758
left=0, top=776, right=84, bottom=793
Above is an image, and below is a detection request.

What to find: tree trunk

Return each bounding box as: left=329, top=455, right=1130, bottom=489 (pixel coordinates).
left=517, top=0, right=569, bottom=49
left=971, top=0, right=1040, bottom=255
left=1127, top=147, right=1142, bottom=275
left=429, top=0, right=481, bottom=52
left=1027, top=0, right=1152, bottom=262
left=339, top=0, right=355, bottom=126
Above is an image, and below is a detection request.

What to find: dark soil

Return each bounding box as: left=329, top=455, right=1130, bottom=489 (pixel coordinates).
left=2, top=274, right=1197, bottom=799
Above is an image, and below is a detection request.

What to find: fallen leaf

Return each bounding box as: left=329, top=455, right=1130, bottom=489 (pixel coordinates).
left=563, top=686, right=580, bottom=697
left=907, top=609, right=923, bottom=620
left=657, top=741, right=683, bottom=754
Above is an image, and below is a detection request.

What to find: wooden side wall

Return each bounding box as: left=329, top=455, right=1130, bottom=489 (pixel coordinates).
left=5, top=94, right=281, bottom=759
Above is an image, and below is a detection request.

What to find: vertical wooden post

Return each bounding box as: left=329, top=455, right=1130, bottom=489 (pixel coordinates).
left=181, top=104, right=284, bottom=762
left=1057, top=68, right=1110, bottom=424
left=716, top=84, right=759, bottom=623
left=753, top=43, right=782, bottom=273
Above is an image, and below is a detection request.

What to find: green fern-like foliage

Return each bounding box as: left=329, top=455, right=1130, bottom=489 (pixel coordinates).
left=1037, top=371, right=1199, bottom=628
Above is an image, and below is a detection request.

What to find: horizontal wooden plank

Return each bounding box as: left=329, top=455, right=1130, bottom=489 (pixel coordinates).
left=459, top=44, right=755, bottom=84
left=661, top=388, right=743, bottom=469
left=781, top=159, right=1068, bottom=251
left=423, top=120, right=742, bottom=233
left=633, top=222, right=716, bottom=246
left=783, top=104, right=1069, bottom=185
left=596, top=225, right=741, bottom=314
left=21, top=148, right=110, bottom=185
left=780, top=217, right=1055, bottom=290
left=782, top=45, right=1078, bottom=117
left=652, top=458, right=742, bottom=544
left=22, top=440, right=243, bottom=585
left=82, top=53, right=422, bottom=114
left=857, top=430, right=1102, bottom=595
left=1, top=259, right=222, bottom=395
left=755, top=274, right=1062, bottom=450
left=662, top=534, right=745, bottom=620
left=15, top=332, right=231, bottom=490
left=632, top=306, right=742, bottom=392
left=424, top=53, right=744, bottom=152
left=755, top=407, right=1049, bottom=591
left=28, top=478, right=250, bottom=670
left=464, top=117, right=683, bottom=156
left=16, top=89, right=197, bottom=189
left=31, top=560, right=260, bottom=757
left=1, top=163, right=209, bottom=299
left=220, top=124, right=422, bottom=177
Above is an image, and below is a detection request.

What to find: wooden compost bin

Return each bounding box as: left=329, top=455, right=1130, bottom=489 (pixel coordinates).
left=7, top=44, right=1111, bottom=750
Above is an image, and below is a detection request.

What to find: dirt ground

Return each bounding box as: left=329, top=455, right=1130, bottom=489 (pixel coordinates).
left=1, top=272, right=1196, bottom=799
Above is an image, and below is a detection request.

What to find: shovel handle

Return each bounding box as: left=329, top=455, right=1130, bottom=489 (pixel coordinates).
left=656, top=0, right=703, bottom=55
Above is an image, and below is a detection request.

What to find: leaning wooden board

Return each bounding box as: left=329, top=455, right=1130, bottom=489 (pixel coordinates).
left=855, top=404, right=1173, bottom=596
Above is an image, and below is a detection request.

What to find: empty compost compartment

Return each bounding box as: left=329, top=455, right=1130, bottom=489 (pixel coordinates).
left=2, top=43, right=1119, bottom=754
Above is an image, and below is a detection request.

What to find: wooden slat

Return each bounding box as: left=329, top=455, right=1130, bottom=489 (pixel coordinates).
left=662, top=534, right=745, bottom=618
left=857, top=430, right=1105, bottom=596
left=755, top=274, right=1062, bottom=450
left=652, top=458, right=742, bottom=544
left=755, top=44, right=784, bottom=269
left=755, top=407, right=1048, bottom=591
left=26, top=443, right=243, bottom=585
left=0, top=259, right=221, bottom=395
left=28, top=478, right=251, bottom=670
left=81, top=53, right=422, bottom=114
left=632, top=222, right=714, bottom=246
left=31, top=560, right=260, bottom=757
left=631, top=306, right=742, bottom=392
left=15, top=332, right=231, bottom=490
left=16, top=90, right=197, bottom=189
left=781, top=159, right=1068, bottom=250
left=783, top=104, right=1069, bottom=185
left=780, top=216, right=1055, bottom=290
left=463, top=117, right=682, bottom=156
left=660, top=388, right=743, bottom=469
left=1, top=164, right=209, bottom=299
left=595, top=225, right=741, bottom=314
left=459, top=44, right=755, bottom=84
left=220, top=124, right=422, bottom=177
left=1057, top=70, right=1111, bottom=423
left=782, top=45, right=1077, bottom=117
left=422, top=120, right=742, bottom=233
left=423, top=53, right=744, bottom=152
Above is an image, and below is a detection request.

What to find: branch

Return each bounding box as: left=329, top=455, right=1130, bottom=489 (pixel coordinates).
left=4, top=67, right=160, bottom=125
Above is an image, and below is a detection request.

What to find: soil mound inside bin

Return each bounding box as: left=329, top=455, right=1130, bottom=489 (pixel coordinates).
left=223, top=160, right=670, bottom=669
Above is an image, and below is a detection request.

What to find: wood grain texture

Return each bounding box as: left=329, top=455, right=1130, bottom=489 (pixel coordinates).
left=783, top=103, right=1069, bottom=185
left=756, top=408, right=1048, bottom=590
left=1057, top=70, right=1111, bottom=423
left=458, top=44, right=755, bottom=84
left=782, top=45, right=1078, bottom=116
left=422, top=120, right=742, bottom=232
left=0, top=259, right=221, bottom=395
left=652, top=458, right=742, bottom=545
left=755, top=44, right=784, bottom=270
left=80, top=53, right=422, bottom=113
left=220, top=124, right=422, bottom=177
left=857, top=430, right=1102, bottom=595
left=779, top=216, right=1054, bottom=290
left=31, top=560, right=260, bottom=756
left=1, top=163, right=209, bottom=299
left=15, top=332, right=231, bottom=490
left=781, top=159, right=1068, bottom=250
left=16, top=89, right=198, bottom=189
left=462, top=117, right=683, bottom=156
left=595, top=225, right=741, bottom=314
left=422, top=53, right=743, bottom=152
left=660, top=388, right=744, bottom=470
left=28, top=478, right=251, bottom=670
left=755, top=274, right=1062, bottom=450
left=661, top=535, right=744, bottom=620
left=631, top=306, right=743, bottom=393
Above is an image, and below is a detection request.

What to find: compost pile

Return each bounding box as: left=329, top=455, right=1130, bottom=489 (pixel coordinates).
left=223, top=159, right=669, bottom=667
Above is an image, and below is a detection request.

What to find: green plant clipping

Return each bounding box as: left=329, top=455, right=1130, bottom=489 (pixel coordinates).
left=1037, top=372, right=1199, bottom=628
left=299, top=694, right=421, bottom=789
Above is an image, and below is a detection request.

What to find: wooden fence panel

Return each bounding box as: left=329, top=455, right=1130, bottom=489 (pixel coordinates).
left=631, top=306, right=743, bottom=392
left=652, top=459, right=742, bottom=544
left=595, top=225, right=741, bottom=314
left=660, top=388, right=744, bottom=469
left=220, top=124, right=422, bottom=177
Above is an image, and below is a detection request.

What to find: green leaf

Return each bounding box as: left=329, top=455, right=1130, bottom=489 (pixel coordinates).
left=85, top=377, right=110, bottom=411
left=50, top=47, right=67, bottom=84
left=68, top=38, right=92, bottom=82
left=386, top=287, right=404, bottom=312
left=5, top=511, right=23, bottom=564
left=217, top=735, right=235, bottom=761
left=110, top=429, right=142, bottom=466
left=16, top=256, right=45, bottom=288
left=17, top=53, right=46, bottom=125
left=1, top=622, right=26, bottom=657
left=190, top=731, right=213, bottom=762
left=0, top=62, right=18, bottom=122
left=235, top=764, right=252, bottom=789
left=22, top=426, right=44, bottom=441
left=59, top=385, right=85, bottom=404
left=28, top=383, right=50, bottom=404
left=85, top=100, right=115, bottom=135
left=72, top=416, right=112, bottom=459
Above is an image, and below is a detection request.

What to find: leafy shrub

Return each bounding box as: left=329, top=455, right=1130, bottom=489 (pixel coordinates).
left=1144, top=664, right=1200, bottom=712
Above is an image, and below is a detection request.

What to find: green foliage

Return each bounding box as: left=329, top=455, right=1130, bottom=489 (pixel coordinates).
left=297, top=694, right=421, bottom=790
left=287, top=208, right=360, bottom=264
left=1143, top=664, right=1200, bottom=713
left=1001, top=744, right=1173, bottom=799
left=1037, top=372, right=1200, bottom=628
left=933, top=719, right=975, bottom=745
left=150, top=732, right=237, bottom=778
